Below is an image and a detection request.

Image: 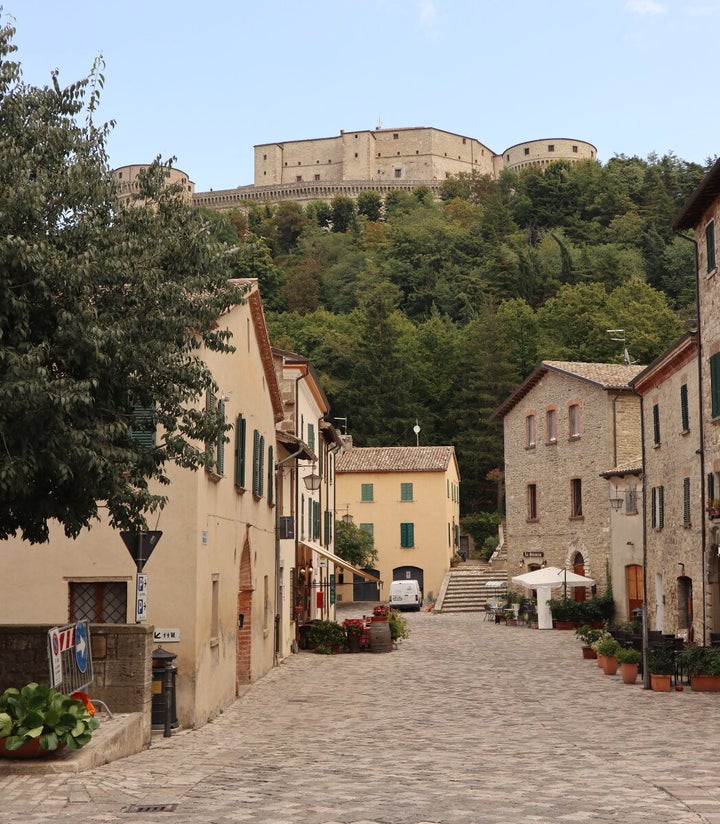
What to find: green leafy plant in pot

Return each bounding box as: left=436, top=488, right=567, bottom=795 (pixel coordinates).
left=0, top=683, right=99, bottom=755
left=307, top=620, right=347, bottom=653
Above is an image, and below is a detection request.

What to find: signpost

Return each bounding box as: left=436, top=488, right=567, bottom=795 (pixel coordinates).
left=120, top=531, right=162, bottom=624
left=47, top=621, right=93, bottom=692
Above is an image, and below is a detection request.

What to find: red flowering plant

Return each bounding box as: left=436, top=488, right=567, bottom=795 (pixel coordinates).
left=343, top=619, right=365, bottom=637
left=373, top=604, right=388, bottom=617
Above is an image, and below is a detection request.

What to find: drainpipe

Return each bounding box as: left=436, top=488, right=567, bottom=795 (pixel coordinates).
left=675, top=231, right=706, bottom=645
left=638, top=392, right=649, bottom=689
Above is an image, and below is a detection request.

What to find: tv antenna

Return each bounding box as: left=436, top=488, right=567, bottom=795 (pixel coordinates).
left=606, top=329, right=636, bottom=365
left=334, top=417, right=348, bottom=435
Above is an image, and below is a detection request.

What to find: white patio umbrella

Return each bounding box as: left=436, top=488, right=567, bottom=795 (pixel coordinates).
left=511, top=566, right=596, bottom=630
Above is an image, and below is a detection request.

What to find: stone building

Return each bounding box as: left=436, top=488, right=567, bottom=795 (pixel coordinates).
left=492, top=361, right=643, bottom=610
left=112, top=164, right=195, bottom=206
left=334, top=445, right=461, bottom=605
left=672, top=158, right=720, bottom=642
left=630, top=333, right=702, bottom=640
left=146, top=126, right=596, bottom=211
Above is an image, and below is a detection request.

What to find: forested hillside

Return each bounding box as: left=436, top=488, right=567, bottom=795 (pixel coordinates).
left=202, top=153, right=711, bottom=516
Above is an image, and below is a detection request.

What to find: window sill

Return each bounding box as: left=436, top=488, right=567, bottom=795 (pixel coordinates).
left=653, top=443, right=661, bottom=449
left=525, top=444, right=536, bottom=451
left=569, top=515, right=584, bottom=521
left=568, top=435, right=581, bottom=441
left=210, top=637, right=219, bottom=648
left=545, top=439, right=557, bottom=446
left=680, top=429, right=690, bottom=436
left=526, top=517, right=540, bottom=523
left=205, top=470, right=223, bottom=484
left=235, top=484, right=246, bottom=494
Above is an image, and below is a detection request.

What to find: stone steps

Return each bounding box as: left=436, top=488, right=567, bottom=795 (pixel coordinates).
left=434, top=563, right=508, bottom=613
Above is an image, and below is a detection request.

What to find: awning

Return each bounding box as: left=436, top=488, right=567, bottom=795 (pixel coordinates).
left=299, top=540, right=382, bottom=584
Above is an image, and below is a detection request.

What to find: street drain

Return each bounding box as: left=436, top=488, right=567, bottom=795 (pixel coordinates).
left=124, top=803, right=179, bottom=813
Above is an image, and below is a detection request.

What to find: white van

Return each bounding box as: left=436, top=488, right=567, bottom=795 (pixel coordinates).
left=389, top=579, right=423, bottom=611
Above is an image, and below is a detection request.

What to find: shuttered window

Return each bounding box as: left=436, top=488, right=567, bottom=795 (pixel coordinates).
left=235, top=415, right=247, bottom=487
left=680, top=384, right=689, bottom=432
left=707, top=220, right=716, bottom=273
left=711, top=353, right=720, bottom=418
left=683, top=477, right=691, bottom=526
left=267, top=445, right=274, bottom=506
left=652, top=403, right=660, bottom=446
left=400, top=483, right=413, bottom=501
left=400, top=522, right=415, bottom=548
left=361, top=483, right=374, bottom=502
left=252, top=430, right=265, bottom=497
left=130, top=405, right=156, bottom=449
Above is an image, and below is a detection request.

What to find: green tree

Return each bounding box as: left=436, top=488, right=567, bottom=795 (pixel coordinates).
left=330, top=195, right=356, bottom=233
left=356, top=190, right=382, bottom=222
left=334, top=521, right=378, bottom=568
left=0, top=23, right=245, bottom=542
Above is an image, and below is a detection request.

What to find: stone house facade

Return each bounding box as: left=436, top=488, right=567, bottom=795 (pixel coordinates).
left=0, top=281, right=283, bottom=730
left=493, top=362, right=643, bottom=609
left=673, top=159, right=720, bottom=641
left=334, top=446, right=460, bottom=605
left=630, top=333, right=702, bottom=640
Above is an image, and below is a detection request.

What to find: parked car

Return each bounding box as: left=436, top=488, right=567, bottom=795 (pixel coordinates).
left=389, top=580, right=423, bottom=611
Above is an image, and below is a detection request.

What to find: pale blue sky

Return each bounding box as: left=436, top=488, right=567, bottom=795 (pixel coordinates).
left=11, top=1, right=719, bottom=191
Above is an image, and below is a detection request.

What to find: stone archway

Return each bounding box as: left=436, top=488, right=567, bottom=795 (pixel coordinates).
left=236, top=528, right=253, bottom=692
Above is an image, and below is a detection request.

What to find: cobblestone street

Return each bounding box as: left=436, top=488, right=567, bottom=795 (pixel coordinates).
left=4, top=610, right=720, bottom=823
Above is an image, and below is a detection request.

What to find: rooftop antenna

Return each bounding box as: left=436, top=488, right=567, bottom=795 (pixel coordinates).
left=606, top=329, right=636, bottom=365
left=334, top=417, right=348, bottom=435
left=376, top=117, right=382, bottom=130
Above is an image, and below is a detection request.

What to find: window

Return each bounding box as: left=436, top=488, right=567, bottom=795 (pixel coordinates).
left=252, top=430, right=265, bottom=497
left=708, top=472, right=716, bottom=503
left=568, top=404, right=581, bottom=438
left=394, top=169, right=402, bottom=178
left=652, top=403, right=661, bottom=446
left=296, top=175, right=302, bottom=183
left=546, top=409, right=557, bottom=443
left=651, top=485, right=665, bottom=529
left=393, top=133, right=399, bottom=139
left=324, top=510, right=333, bottom=542
left=69, top=581, right=127, bottom=623
left=400, top=482, right=413, bottom=501
left=681, top=383, right=690, bottom=432
left=707, top=221, right=716, bottom=273
left=683, top=477, right=691, bottom=526
left=307, top=423, right=315, bottom=454
left=570, top=478, right=583, bottom=517
left=625, top=485, right=638, bottom=515
left=400, top=522, right=415, bottom=548
left=548, top=144, right=555, bottom=152
left=572, top=145, right=578, bottom=153
left=525, top=414, right=536, bottom=448
left=359, top=523, right=374, bottom=537
left=361, top=483, right=374, bottom=502
left=129, top=405, right=156, bottom=450
left=527, top=484, right=538, bottom=520
left=711, top=353, right=720, bottom=418
left=234, top=415, right=247, bottom=487
left=205, top=392, right=225, bottom=476
left=267, top=445, right=274, bottom=506
left=314, top=174, right=320, bottom=181
left=312, top=500, right=320, bottom=540
left=524, top=147, right=530, bottom=156
left=211, top=575, right=219, bottom=641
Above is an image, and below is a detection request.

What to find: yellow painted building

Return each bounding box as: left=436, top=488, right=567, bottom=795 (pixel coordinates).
left=0, top=281, right=283, bottom=730
left=335, top=446, right=460, bottom=605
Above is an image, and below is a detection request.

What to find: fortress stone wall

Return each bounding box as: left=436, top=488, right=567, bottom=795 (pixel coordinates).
left=115, top=126, right=597, bottom=211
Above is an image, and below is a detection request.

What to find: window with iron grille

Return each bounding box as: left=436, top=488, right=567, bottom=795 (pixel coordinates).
left=69, top=582, right=128, bottom=623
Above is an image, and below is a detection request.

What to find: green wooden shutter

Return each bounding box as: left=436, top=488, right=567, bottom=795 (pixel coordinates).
left=707, top=221, right=716, bottom=273
left=658, top=485, right=665, bottom=529
left=361, top=483, right=373, bottom=502
left=267, top=445, right=274, bottom=505
left=235, top=415, right=246, bottom=487
left=252, top=429, right=260, bottom=495
left=709, top=472, right=716, bottom=503
left=680, top=384, right=689, bottom=432
left=711, top=353, right=720, bottom=418
left=258, top=435, right=265, bottom=497
left=324, top=510, right=333, bottom=543
left=652, top=403, right=660, bottom=446
left=683, top=477, right=691, bottom=526
left=216, top=400, right=225, bottom=475
left=359, top=523, right=374, bottom=537
left=400, top=522, right=414, bottom=548
left=130, top=405, right=156, bottom=449
left=651, top=487, right=657, bottom=529
left=401, top=482, right=413, bottom=501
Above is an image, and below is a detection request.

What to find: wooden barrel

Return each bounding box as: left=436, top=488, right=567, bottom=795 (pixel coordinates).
left=369, top=620, right=392, bottom=653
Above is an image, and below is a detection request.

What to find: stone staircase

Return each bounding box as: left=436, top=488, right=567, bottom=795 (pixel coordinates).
left=434, top=562, right=508, bottom=613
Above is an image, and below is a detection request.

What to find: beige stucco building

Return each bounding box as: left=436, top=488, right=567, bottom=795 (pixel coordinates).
left=0, top=281, right=283, bottom=730
left=493, top=362, right=644, bottom=611
left=334, top=446, right=460, bottom=604
left=630, top=333, right=702, bottom=640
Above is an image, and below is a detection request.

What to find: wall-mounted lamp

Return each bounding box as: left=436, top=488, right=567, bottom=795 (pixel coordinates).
left=677, top=562, right=685, bottom=575
left=518, top=559, right=525, bottom=568
left=541, top=559, right=547, bottom=567
left=610, top=497, right=624, bottom=510
left=341, top=505, right=353, bottom=525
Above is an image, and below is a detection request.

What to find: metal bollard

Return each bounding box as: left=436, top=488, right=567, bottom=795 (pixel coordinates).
left=151, top=647, right=178, bottom=736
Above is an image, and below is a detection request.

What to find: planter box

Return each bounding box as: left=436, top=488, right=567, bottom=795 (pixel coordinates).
left=650, top=674, right=672, bottom=692
left=554, top=621, right=575, bottom=631
left=581, top=646, right=597, bottom=660
left=690, top=675, right=720, bottom=692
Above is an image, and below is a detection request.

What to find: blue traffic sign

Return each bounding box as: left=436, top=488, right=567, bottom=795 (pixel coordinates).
left=75, top=621, right=89, bottom=673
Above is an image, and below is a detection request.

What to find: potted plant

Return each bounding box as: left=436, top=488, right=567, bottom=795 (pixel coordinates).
left=575, top=624, right=602, bottom=659
left=678, top=646, right=720, bottom=691
left=307, top=620, right=347, bottom=653
left=0, top=683, right=99, bottom=758
left=388, top=610, right=410, bottom=643
left=596, top=637, right=621, bottom=675
left=548, top=598, right=583, bottom=629
left=342, top=619, right=365, bottom=653
left=591, top=630, right=613, bottom=668
left=616, top=647, right=642, bottom=684
left=647, top=644, right=675, bottom=691
left=372, top=604, right=389, bottom=622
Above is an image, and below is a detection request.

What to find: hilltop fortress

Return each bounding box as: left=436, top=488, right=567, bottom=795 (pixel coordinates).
left=114, top=126, right=597, bottom=211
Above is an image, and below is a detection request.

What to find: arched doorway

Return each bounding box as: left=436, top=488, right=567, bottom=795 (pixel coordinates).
left=572, top=552, right=587, bottom=602
left=236, top=530, right=253, bottom=692
left=393, top=565, right=424, bottom=595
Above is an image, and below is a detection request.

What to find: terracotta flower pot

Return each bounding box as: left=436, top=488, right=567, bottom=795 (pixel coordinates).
left=597, top=653, right=606, bottom=669
left=690, top=675, right=720, bottom=692
left=620, top=662, right=639, bottom=684
left=650, top=674, right=672, bottom=692
left=0, top=737, right=64, bottom=759
left=581, top=646, right=597, bottom=660
left=602, top=655, right=618, bottom=676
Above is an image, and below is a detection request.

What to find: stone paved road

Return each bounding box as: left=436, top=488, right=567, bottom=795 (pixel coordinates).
left=4, top=609, right=720, bottom=824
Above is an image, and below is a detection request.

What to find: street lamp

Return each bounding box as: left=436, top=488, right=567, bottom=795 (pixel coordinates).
left=342, top=505, right=353, bottom=525
left=303, top=462, right=321, bottom=491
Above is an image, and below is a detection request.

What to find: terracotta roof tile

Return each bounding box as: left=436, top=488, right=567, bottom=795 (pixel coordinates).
left=543, top=361, right=645, bottom=388
left=600, top=458, right=643, bottom=478
left=336, top=446, right=455, bottom=474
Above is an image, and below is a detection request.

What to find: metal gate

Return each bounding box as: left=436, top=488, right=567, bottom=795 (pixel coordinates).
left=47, top=620, right=93, bottom=693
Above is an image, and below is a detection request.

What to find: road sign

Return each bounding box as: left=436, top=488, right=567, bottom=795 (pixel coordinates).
left=49, top=628, right=63, bottom=686
left=120, top=531, right=163, bottom=573
left=153, top=628, right=181, bottom=643
left=136, top=573, right=148, bottom=623
left=74, top=621, right=89, bottom=673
